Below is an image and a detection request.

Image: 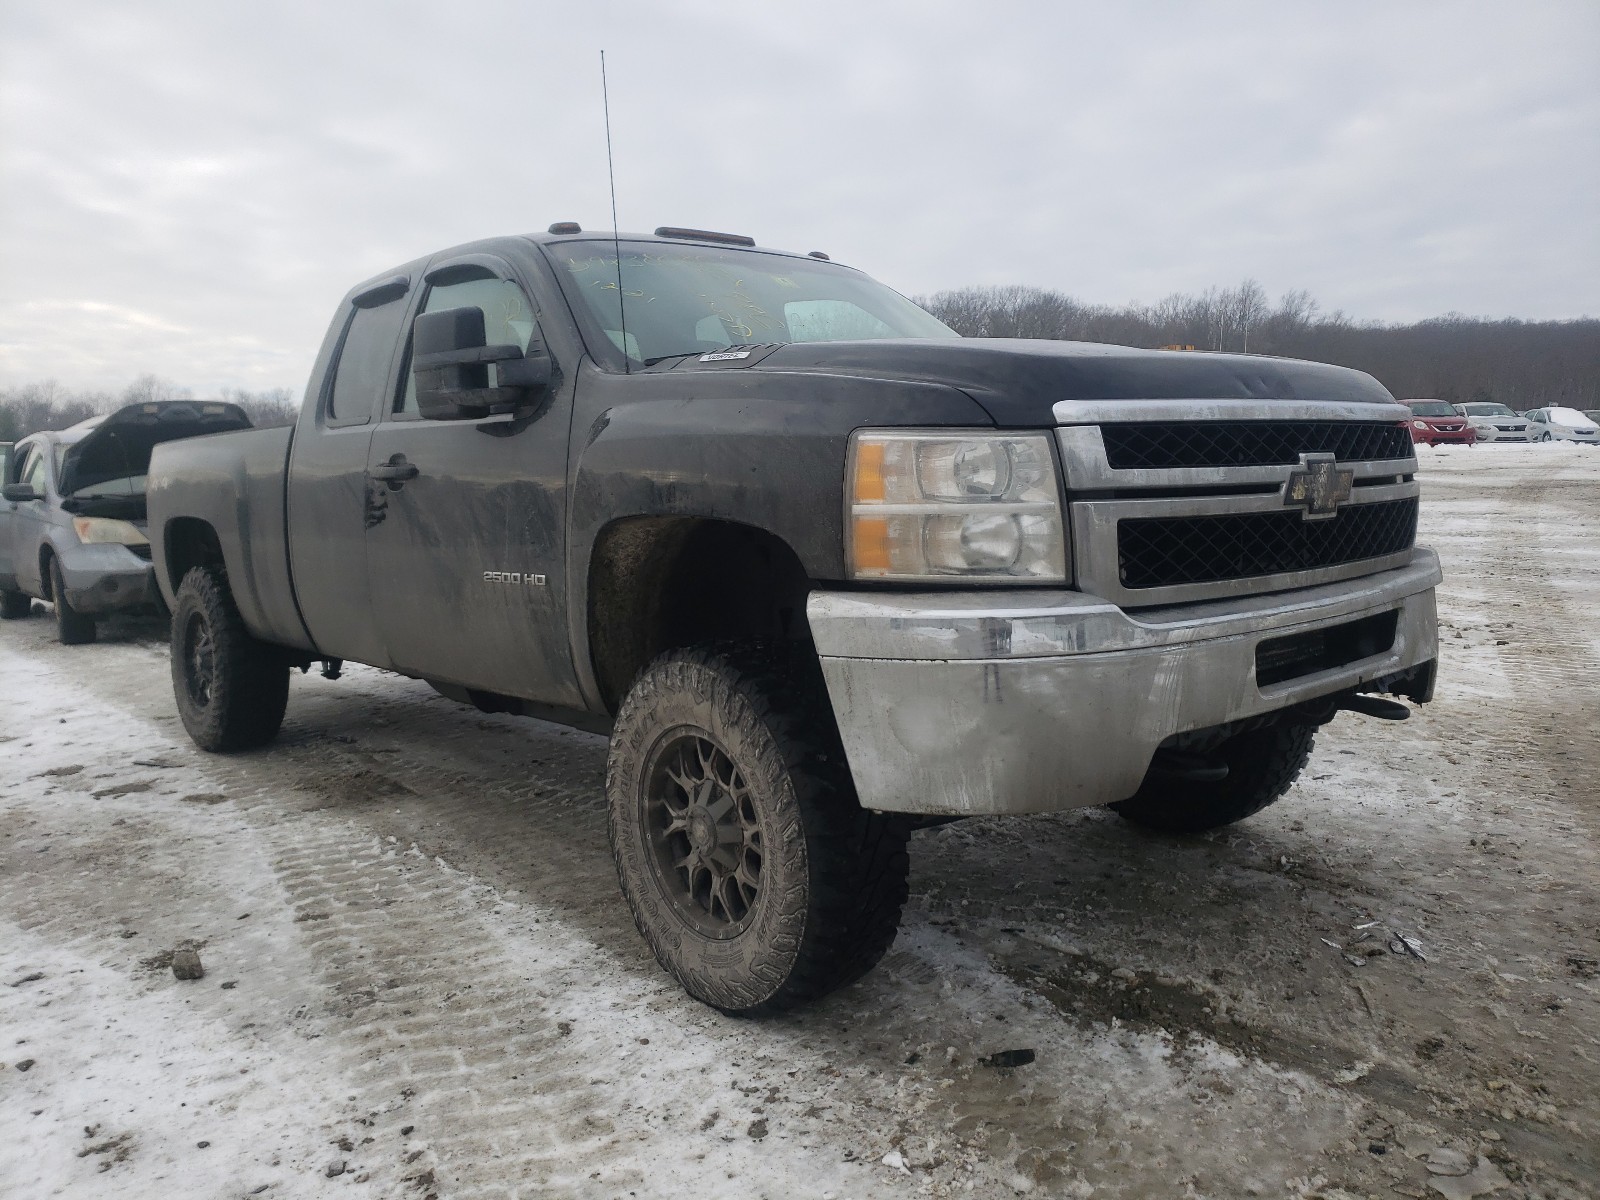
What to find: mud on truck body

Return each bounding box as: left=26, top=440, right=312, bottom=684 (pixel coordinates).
left=146, top=227, right=1439, bottom=1014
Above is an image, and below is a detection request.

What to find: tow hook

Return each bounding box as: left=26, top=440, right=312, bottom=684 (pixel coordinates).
left=1338, top=693, right=1411, bottom=721
left=320, top=658, right=344, bottom=681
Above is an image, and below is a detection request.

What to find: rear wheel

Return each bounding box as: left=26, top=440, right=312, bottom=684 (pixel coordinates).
left=1110, top=720, right=1317, bottom=834
left=49, top=559, right=96, bottom=644
left=607, top=644, right=911, bottom=1015
left=0, top=589, right=30, bottom=619
left=170, top=566, right=290, bottom=752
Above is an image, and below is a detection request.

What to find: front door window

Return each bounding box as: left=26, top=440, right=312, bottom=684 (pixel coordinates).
left=396, top=275, right=539, bottom=416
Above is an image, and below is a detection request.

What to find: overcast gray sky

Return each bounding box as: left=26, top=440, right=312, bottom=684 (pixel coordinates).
left=2, top=0, right=1596, bottom=398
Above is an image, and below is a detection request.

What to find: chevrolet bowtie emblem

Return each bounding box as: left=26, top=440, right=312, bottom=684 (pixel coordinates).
left=1283, top=453, right=1355, bottom=520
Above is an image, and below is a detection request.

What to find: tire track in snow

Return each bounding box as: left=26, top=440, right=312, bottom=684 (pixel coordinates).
left=0, top=617, right=1408, bottom=1198
left=1429, top=456, right=1600, bottom=824
left=0, top=645, right=878, bottom=1198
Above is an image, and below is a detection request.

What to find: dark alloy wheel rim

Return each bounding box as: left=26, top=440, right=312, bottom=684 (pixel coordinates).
left=642, top=729, right=764, bottom=938
left=182, top=613, right=216, bottom=708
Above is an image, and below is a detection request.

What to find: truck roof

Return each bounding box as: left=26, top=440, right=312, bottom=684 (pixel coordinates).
left=521, top=226, right=832, bottom=264
left=346, top=229, right=838, bottom=294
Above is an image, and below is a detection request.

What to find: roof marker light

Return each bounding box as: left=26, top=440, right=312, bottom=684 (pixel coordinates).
left=548, top=222, right=583, bottom=234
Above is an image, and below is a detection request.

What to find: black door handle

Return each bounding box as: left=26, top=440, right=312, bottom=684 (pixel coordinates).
left=369, top=455, right=419, bottom=483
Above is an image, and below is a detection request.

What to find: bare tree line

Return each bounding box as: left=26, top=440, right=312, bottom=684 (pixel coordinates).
left=0, top=376, right=297, bottom=442
left=4, top=284, right=1597, bottom=436
left=916, top=281, right=1600, bottom=410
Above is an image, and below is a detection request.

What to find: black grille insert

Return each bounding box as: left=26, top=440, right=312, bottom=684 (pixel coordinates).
left=1118, top=498, right=1418, bottom=591
left=1255, top=610, right=1399, bottom=687
left=1102, top=421, right=1412, bottom=469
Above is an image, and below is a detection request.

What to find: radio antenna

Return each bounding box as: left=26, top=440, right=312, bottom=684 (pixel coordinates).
left=601, top=51, right=629, bottom=375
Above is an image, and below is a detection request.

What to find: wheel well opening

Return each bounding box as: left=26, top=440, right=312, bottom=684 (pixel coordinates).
left=164, top=518, right=226, bottom=591
left=588, top=517, right=814, bottom=714
left=38, top=545, right=55, bottom=600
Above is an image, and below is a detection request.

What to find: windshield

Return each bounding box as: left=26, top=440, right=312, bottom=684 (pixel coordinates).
left=1460, top=403, right=1516, bottom=417
left=544, top=240, right=957, bottom=367
left=1406, top=401, right=1458, bottom=417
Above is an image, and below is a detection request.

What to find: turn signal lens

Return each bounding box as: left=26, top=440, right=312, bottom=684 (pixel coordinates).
left=851, top=516, right=892, bottom=572
left=852, top=440, right=887, bottom=503
left=845, top=431, right=1066, bottom=582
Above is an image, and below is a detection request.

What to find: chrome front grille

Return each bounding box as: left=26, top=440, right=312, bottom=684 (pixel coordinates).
left=1101, top=420, right=1412, bottom=469
left=1054, top=398, right=1420, bottom=607
left=1117, top=497, right=1419, bottom=590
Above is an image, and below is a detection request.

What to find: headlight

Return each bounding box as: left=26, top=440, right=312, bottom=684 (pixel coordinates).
left=1412, top=420, right=1428, bottom=430
left=846, top=431, right=1067, bottom=582
left=72, top=517, right=149, bottom=546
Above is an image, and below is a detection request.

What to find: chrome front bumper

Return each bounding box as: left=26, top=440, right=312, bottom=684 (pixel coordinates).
left=808, top=548, right=1441, bottom=816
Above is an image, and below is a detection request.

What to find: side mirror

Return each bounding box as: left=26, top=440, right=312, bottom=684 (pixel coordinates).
left=413, top=306, right=551, bottom=421
left=3, top=483, right=42, bottom=503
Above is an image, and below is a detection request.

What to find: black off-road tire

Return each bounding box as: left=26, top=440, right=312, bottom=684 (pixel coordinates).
left=49, top=558, right=96, bottom=644
left=170, top=566, right=290, bottom=752
left=1110, top=720, right=1317, bottom=834
left=0, top=589, right=31, bottom=619
left=607, top=644, right=911, bottom=1016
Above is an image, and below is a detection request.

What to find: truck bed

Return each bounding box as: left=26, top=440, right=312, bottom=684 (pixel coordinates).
left=148, top=424, right=314, bottom=653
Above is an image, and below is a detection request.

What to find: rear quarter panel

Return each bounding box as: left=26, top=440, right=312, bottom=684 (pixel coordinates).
left=148, top=425, right=314, bottom=652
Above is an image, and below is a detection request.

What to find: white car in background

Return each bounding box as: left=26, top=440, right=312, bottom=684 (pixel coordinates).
left=1525, top=406, right=1600, bottom=445
left=1455, top=402, right=1533, bottom=442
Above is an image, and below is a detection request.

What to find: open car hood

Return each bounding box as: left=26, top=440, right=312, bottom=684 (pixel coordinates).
left=59, top=401, right=252, bottom=501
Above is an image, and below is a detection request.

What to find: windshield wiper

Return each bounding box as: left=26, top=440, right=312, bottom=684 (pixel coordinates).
left=642, top=351, right=705, bottom=367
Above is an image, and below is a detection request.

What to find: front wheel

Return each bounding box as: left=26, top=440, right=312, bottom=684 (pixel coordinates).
left=170, top=566, right=290, bottom=752
left=1110, top=720, right=1317, bottom=834
left=49, top=559, right=96, bottom=644
left=607, top=644, right=911, bottom=1015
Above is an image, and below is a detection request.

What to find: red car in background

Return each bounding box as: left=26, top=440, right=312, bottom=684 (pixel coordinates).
left=1403, top=399, right=1477, bottom=446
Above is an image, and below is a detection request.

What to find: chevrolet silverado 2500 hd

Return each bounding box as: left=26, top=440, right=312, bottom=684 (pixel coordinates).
left=146, top=226, right=1440, bottom=1014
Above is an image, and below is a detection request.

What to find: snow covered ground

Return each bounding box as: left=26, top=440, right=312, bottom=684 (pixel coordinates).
left=2, top=443, right=1597, bottom=1199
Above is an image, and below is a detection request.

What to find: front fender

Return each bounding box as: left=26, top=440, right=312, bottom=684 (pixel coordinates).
left=563, top=362, right=992, bottom=710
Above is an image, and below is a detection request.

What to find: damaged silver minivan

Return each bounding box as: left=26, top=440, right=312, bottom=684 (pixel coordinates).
left=0, top=401, right=252, bottom=643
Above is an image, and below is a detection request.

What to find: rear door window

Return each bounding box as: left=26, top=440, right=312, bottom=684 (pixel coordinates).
left=327, top=298, right=410, bottom=426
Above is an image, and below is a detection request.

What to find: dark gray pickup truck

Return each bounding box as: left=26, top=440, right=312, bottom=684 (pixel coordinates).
left=147, top=226, right=1440, bottom=1013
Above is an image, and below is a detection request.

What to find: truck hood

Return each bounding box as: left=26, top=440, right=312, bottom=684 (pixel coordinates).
left=59, top=401, right=253, bottom=505
left=681, top=338, right=1398, bottom=426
